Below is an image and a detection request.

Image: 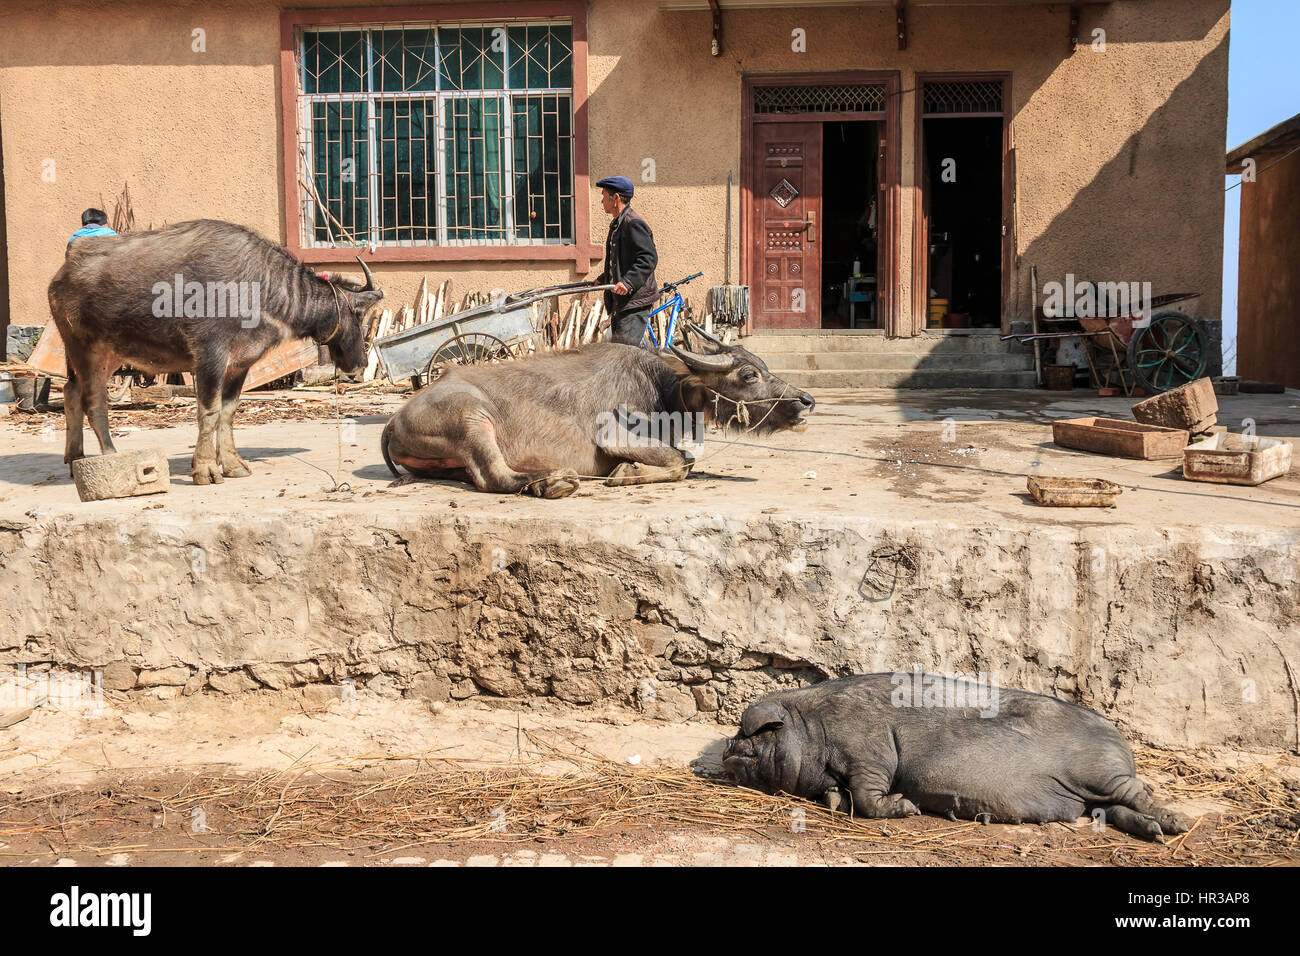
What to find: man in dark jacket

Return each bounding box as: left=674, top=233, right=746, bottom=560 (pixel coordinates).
left=595, top=175, right=659, bottom=345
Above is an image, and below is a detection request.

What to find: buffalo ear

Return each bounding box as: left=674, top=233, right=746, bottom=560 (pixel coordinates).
left=353, top=290, right=385, bottom=310
left=740, top=699, right=786, bottom=737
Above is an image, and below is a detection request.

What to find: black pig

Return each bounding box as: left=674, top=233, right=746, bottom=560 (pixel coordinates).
left=723, top=673, right=1189, bottom=842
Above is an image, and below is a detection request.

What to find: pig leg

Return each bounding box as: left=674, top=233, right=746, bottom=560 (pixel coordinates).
left=458, top=418, right=579, bottom=499
left=215, top=370, right=251, bottom=478
left=191, top=364, right=226, bottom=485
left=845, top=762, right=921, bottom=819
left=1089, top=775, right=1189, bottom=842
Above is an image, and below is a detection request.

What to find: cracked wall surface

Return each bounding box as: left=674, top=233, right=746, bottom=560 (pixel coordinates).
left=1, top=509, right=1297, bottom=750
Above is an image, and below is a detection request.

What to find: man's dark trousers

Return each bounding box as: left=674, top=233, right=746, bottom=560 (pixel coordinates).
left=611, top=306, right=652, bottom=346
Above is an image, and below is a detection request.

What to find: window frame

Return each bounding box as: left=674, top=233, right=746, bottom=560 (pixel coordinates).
left=279, top=2, right=599, bottom=269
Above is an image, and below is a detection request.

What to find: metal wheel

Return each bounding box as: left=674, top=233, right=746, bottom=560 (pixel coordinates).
left=106, top=373, right=132, bottom=403
left=1127, top=311, right=1207, bottom=394
left=426, top=332, right=512, bottom=382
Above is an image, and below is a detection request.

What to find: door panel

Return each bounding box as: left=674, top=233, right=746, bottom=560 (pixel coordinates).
left=752, top=123, right=822, bottom=328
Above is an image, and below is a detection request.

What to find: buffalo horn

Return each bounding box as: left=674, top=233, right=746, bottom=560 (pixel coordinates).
left=686, top=322, right=725, bottom=349
left=355, top=256, right=377, bottom=292
left=669, top=342, right=735, bottom=372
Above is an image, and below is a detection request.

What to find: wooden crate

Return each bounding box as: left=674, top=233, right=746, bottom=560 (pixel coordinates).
left=1051, top=417, right=1189, bottom=459
left=1183, top=434, right=1293, bottom=486
left=1027, top=476, right=1122, bottom=507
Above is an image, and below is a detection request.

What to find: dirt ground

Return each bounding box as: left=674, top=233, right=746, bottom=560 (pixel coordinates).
left=0, top=689, right=1297, bottom=867
left=3, top=385, right=1299, bottom=866
left=2, top=385, right=1298, bottom=528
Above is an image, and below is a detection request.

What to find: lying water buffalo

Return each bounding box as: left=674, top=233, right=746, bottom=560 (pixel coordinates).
left=723, top=673, right=1190, bottom=842
left=47, top=219, right=384, bottom=484
left=381, top=328, right=814, bottom=497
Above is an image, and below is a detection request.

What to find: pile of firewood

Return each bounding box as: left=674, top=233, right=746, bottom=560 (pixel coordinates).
left=361, top=278, right=513, bottom=382
left=355, top=278, right=728, bottom=386
left=535, top=297, right=607, bottom=350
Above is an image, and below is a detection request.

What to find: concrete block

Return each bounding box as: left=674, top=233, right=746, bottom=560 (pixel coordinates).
left=1132, top=377, right=1218, bottom=433
left=71, top=449, right=169, bottom=502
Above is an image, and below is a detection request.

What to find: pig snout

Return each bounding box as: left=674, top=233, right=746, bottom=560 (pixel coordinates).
left=721, top=736, right=766, bottom=790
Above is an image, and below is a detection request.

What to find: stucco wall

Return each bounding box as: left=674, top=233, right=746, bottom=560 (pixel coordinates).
left=0, top=0, right=1227, bottom=336
left=1237, top=148, right=1300, bottom=390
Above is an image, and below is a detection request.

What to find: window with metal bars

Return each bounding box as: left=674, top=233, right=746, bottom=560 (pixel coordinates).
left=921, top=81, right=1003, bottom=116
left=297, top=22, right=574, bottom=248
left=753, top=84, right=886, bottom=115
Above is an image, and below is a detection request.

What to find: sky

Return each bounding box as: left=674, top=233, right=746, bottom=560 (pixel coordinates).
left=1222, top=0, right=1300, bottom=372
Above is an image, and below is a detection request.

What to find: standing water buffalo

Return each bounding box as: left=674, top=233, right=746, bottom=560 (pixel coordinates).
left=723, top=673, right=1190, bottom=842
left=47, top=220, right=384, bottom=484
left=381, top=329, right=815, bottom=497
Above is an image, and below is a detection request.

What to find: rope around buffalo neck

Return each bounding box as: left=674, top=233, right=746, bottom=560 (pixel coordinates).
left=320, top=281, right=343, bottom=345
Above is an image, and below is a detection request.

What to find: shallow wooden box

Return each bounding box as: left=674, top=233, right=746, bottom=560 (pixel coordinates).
left=1027, top=476, right=1123, bottom=508
left=1182, top=434, right=1293, bottom=486
left=1051, top=417, right=1189, bottom=460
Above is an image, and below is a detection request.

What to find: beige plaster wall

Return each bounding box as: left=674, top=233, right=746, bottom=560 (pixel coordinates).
left=0, top=0, right=1227, bottom=334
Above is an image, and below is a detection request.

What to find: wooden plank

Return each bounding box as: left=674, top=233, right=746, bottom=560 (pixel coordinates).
left=243, top=338, right=321, bottom=391
left=24, top=321, right=314, bottom=392
left=25, top=322, right=66, bottom=377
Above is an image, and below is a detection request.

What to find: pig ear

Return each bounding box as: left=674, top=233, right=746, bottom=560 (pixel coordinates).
left=740, top=700, right=786, bottom=736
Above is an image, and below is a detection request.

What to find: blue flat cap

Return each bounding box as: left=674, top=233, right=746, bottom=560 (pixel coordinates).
left=596, top=175, right=634, bottom=199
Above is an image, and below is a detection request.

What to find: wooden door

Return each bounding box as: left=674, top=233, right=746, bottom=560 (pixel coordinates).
left=752, top=122, right=822, bottom=328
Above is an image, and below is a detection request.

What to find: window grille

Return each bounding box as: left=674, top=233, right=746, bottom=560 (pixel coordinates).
left=921, top=81, right=1003, bottom=116
left=298, top=22, right=574, bottom=248
left=754, top=84, right=885, bottom=115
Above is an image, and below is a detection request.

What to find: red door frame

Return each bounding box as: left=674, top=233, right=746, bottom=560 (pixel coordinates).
left=741, top=72, right=902, bottom=335
left=911, top=72, right=1012, bottom=335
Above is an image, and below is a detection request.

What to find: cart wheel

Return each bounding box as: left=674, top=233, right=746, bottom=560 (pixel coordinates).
left=426, top=332, right=512, bottom=382
left=1127, top=311, right=1207, bottom=394
left=106, top=374, right=132, bottom=404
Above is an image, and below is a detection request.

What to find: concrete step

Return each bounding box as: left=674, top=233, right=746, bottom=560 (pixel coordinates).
left=777, top=368, right=1041, bottom=389
left=757, top=351, right=1035, bottom=372
left=743, top=331, right=1021, bottom=354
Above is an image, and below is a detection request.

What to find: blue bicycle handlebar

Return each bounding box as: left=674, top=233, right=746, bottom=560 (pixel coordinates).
left=661, top=271, right=704, bottom=293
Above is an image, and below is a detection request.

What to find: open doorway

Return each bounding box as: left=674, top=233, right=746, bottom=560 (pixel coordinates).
left=821, top=120, right=882, bottom=328
left=745, top=75, right=899, bottom=333
left=917, top=78, right=1006, bottom=331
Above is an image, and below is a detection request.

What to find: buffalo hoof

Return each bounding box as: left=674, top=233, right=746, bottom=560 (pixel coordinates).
left=525, top=470, right=579, bottom=499
left=221, top=460, right=251, bottom=479
left=192, top=461, right=225, bottom=485
left=605, top=461, right=690, bottom=486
